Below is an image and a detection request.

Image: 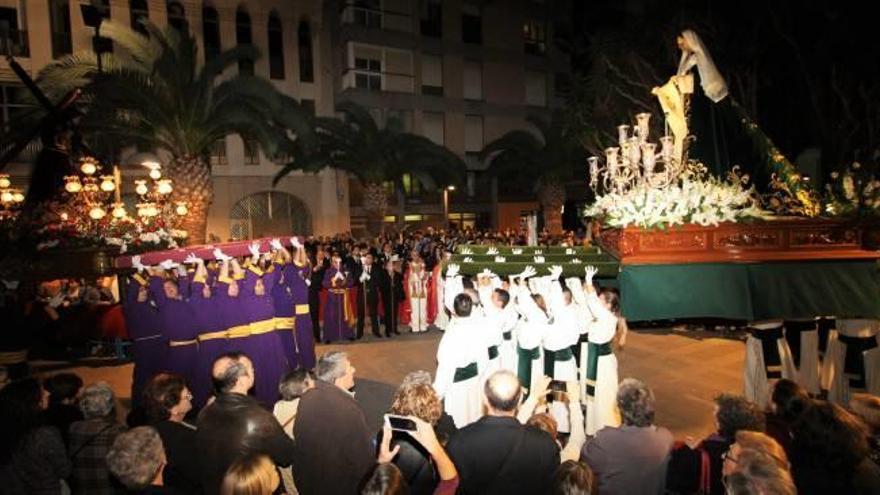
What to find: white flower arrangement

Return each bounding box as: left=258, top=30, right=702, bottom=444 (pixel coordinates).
left=585, top=167, right=768, bottom=229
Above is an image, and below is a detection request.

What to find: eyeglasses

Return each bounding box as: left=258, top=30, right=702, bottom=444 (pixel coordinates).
left=721, top=449, right=738, bottom=464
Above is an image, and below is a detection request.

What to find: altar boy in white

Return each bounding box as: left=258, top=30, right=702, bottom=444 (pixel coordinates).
left=582, top=266, right=621, bottom=435
left=433, top=291, right=489, bottom=428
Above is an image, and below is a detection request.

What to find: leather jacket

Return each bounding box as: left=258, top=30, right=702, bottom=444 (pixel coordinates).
left=196, top=393, right=295, bottom=494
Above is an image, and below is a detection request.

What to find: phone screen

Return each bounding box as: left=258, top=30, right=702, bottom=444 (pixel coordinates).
left=386, top=415, right=417, bottom=431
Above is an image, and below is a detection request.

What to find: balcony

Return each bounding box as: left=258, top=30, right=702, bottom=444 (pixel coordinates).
left=0, top=30, right=29, bottom=57
left=341, top=2, right=413, bottom=33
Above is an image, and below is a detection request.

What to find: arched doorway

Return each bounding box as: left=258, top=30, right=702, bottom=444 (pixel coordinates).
left=230, top=191, right=311, bottom=240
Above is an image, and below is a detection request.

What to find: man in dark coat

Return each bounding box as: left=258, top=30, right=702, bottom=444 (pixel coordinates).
left=195, top=352, right=296, bottom=494
left=355, top=251, right=383, bottom=339
left=446, top=370, right=560, bottom=494
left=293, top=351, right=374, bottom=495
left=378, top=256, right=404, bottom=337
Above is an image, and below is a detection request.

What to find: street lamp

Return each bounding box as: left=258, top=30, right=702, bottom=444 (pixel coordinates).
left=443, top=185, right=455, bottom=230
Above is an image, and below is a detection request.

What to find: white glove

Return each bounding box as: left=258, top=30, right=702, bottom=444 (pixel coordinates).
left=291, top=237, right=302, bottom=249
left=533, top=256, right=545, bottom=263
left=534, top=249, right=543, bottom=255
left=159, top=259, right=178, bottom=270
left=248, top=242, right=262, bottom=258
left=131, top=255, right=145, bottom=272
left=585, top=265, right=599, bottom=286
left=548, top=265, right=563, bottom=281
left=479, top=268, right=496, bottom=279
left=334, top=271, right=345, bottom=281
left=270, top=238, right=283, bottom=251
left=213, top=248, right=232, bottom=261
left=571, top=258, right=582, bottom=264
left=486, top=247, right=499, bottom=255
left=512, top=248, right=523, bottom=255
left=460, top=247, right=473, bottom=255
left=446, top=263, right=460, bottom=278
left=184, top=253, right=202, bottom=265
left=520, top=265, right=537, bottom=279
left=305, top=278, right=311, bottom=287
left=463, top=257, right=473, bottom=263
left=565, top=277, right=583, bottom=291
left=494, top=256, right=506, bottom=263
left=565, top=248, right=575, bottom=255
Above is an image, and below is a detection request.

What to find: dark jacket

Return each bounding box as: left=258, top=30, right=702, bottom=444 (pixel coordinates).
left=195, top=393, right=295, bottom=495
left=375, top=431, right=437, bottom=495
left=153, top=420, right=200, bottom=494
left=666, top=433, right=730, bottom=495
left=446, top=416, right=560, bottom=495
left=293, top=380, right=374, bottom=495
left=0, top=425, right=71, bottom=495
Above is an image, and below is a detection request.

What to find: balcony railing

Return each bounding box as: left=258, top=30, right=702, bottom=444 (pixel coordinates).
left=341, top=2, right=413, bottom=33
left=0, top=30, right=29, bottom=57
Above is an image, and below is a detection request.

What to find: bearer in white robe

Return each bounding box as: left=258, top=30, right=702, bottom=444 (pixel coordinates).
left=408, top=257, right=429, bottom=332
left=783, top=319, right=821, bottom=395
left=582, top=266, right=620, bottom=436
left=475, top=271, right=504, bottom=378
left=433, top=291, right=489, bottom=428
left=511, top=266, right=549, bottom=397
left=822, top=318, right=880, bottom=405
left=541, top=266, right=579, bottom=382
left=565, top=277, right=592, bottom=369
left=744, top=320, right=796, bottom=409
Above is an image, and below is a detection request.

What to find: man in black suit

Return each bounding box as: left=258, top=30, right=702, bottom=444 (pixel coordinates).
left=378, top=256, right=404, bottom=337
left=446, top=370, right=560, bottom=495
left=356, top=251, right=382, bottom=339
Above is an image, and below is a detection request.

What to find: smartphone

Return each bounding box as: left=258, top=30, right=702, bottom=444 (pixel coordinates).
left=385, top=414, right=417, bottom=432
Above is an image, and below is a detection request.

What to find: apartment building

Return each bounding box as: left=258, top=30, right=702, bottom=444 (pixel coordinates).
left=1, top=0, right=349, bottom=240
left=329, top=0, right=571, bottom=232
left=1, top=0, right=570, bottom=238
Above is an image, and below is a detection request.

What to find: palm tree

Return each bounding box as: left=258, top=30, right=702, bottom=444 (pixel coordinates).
left=10, top=21, right=311, bottom=243
left=481, top=112, right=585, bottom=235
left=275, top=101, right=466, bottom=235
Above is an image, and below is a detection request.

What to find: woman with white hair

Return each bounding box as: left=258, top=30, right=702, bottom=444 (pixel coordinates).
left=68, top=382, right=127, bottom=495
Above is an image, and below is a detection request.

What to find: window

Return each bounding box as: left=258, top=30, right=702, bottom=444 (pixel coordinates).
left=0, top=85, right=28, bottom=130
left=0, top=7, right=26, bottom=57
left=94, top=0, right=113, bottom=54
left=420, top=0, right=442, bottom=38
left=230, top=191, right=312, bottom=239
left=422, top=112, right=444, bottom=146
left=523, top=20, right=546, bottom=55
left=202, top=6, right=220, bottom=61
left=402, top=173, right=423, bottom=198
left=354, top=57, right=382, bottom=90
left=167, top=1, right=187, bottom=33
left=448, top=212, right=477, bottom=229
left=243, top=138, right=260, bottom=165
left=130, top=0, right=149, bottom=34
left=300, top=99, right=315, bottom=116
left=461, top=4, right=481, bottom=44
left=268, top=13, right=285, bottom=80
left=49, top=0, right=71, bottom=58
left=352, top=0, right=381, bottom=28
left=210, top=138, right=227, bottom=165
left=236, top=8, right=254, bottom=75
left=526, top=71, right=547, bottom=107
left=387, top=109, right=413, bottom=132
left=464, top=115, right=483, bottom=154
left=421, top=54, right=443, bottom=96
left=463, top=61, right=482, bottom=100
left=298, top=20, right=314, bottom=82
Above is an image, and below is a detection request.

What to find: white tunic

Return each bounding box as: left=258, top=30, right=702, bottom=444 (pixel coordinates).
left=543, top=292, right=580, bottom=382
left=434, top=314, right=488, bottom=428
left=582, top=290, right=620, bottom=435
left=513, top=283, right=549, bottom=395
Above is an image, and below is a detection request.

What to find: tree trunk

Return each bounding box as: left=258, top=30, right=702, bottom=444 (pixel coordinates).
left=538, top=179, right=565, bottom=236
left=362, top=181, right=388, bottom=237
left=168, top=155, right=213, bottom=244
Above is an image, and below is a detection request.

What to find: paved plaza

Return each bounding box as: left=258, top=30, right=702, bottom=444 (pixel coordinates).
left=44, top=325, right=745, bottom=438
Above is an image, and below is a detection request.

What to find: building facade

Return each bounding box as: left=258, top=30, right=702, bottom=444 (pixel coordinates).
left=1, top=0, right=570, bottom=239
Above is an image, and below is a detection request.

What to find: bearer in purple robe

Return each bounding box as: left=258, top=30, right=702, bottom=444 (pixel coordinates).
left=287, top=237, right=316, bottom=369
left=183, top=254, right=225, bottom=407
left=322, top=251, right=356, bottom=343
left=237, top=243, right=292, bottom=404
left=123, top=257, right=165, bottom=406
left=149, top=261, right=198, bottom=385
left=270, top=239, right=300, bottom=371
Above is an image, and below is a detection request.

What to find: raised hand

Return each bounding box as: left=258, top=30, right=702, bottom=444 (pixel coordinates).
left=462, top=256, right=473, bottom=263
left=479, top=268, right=496, bottom=279
left=131, top=255, right=145, bottom=272
left=520, top=265, right=537, bottom=279
left=159, top=259, right=179, bottom=270
left=585, top=265, right=599, bottom=286
left=213, top=248, right=232, bottom=261
left=270, top=238, right=283, bottom=251
left=445, top=263, right=460, bottom=278
left=533, top=255, right=545, bottom=263
left=512, top=248, right=523, bottom=255
left=290, top=236, right=302, bottom=249
left=548, top=265, right=563, bottom=281
left=486, top=247, right=499, bottom=255
left=494, top=256, right=506, bottom=263
left=377, top=422, right=400, bottom=464
left=248, top=242, right=262, bottom=258
left=184, top=253, right=202, bottom=265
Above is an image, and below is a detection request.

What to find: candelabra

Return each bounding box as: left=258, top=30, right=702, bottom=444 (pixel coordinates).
left=0, top=174, right=25, bottom=221
left=587, top=112, right=682, bottom=195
